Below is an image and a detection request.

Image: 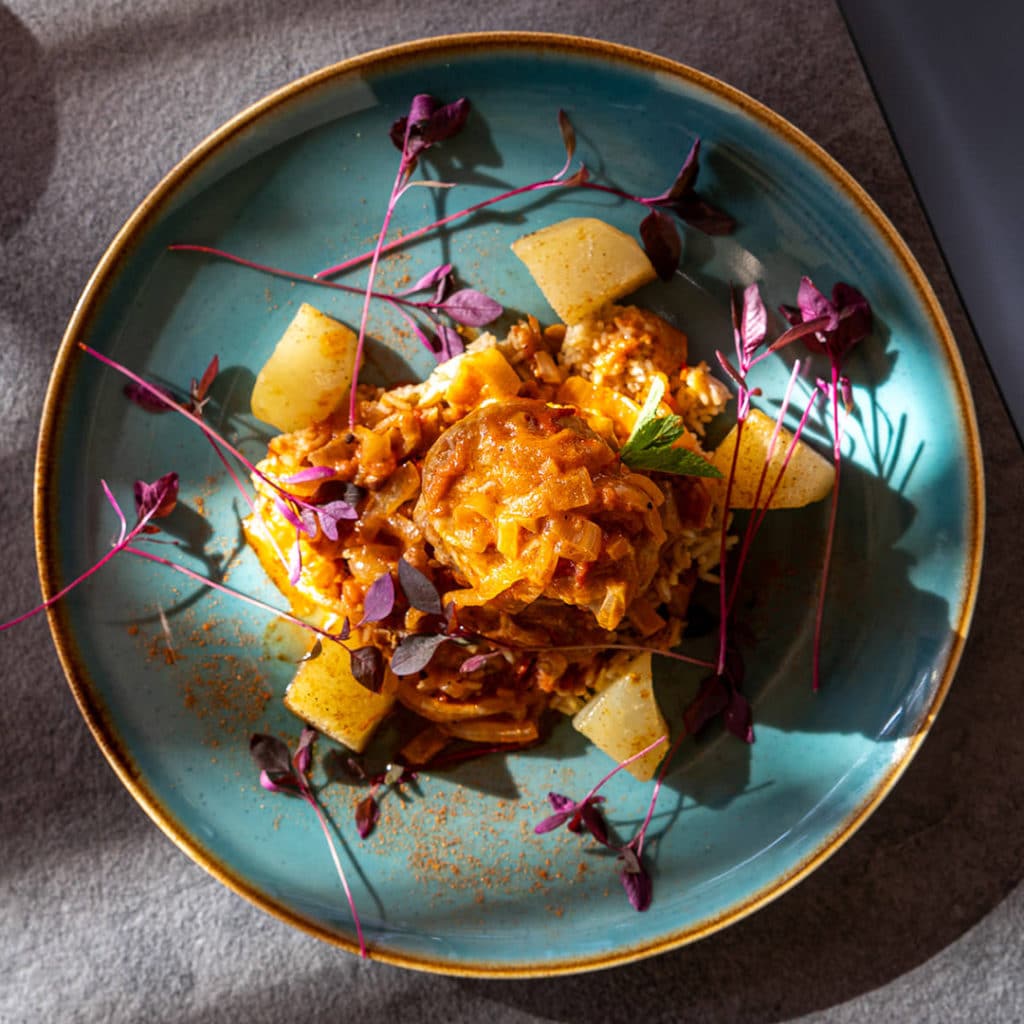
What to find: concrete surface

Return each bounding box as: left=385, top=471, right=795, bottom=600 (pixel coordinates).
left=2, top=1, right=1022, bottom=1021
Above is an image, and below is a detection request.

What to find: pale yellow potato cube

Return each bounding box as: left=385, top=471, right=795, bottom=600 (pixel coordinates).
left=572, top=652, right=668, bottom=781
left=711, top=407, right=834, bottom=509
left=512, top=217, right=657, bottom=323
left=284, top=640, right=394, bottom=753
left=251, top=304, right=357, bottom=432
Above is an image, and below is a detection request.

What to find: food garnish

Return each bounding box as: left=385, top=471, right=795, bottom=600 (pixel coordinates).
left=249, top=729, right=368, bottom=957
left=619, top=377, right=722, bottom=478
left=4, top=91, right=874, bottom=956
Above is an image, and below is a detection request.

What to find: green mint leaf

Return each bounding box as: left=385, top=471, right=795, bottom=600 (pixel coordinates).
left=619, top=378, right=722, bottom=478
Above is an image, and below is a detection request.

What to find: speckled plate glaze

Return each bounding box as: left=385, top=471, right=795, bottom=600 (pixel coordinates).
left=37, top=33, right=983, bottom=975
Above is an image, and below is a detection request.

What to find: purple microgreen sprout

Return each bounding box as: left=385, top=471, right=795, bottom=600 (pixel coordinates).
left=283, top=466, right=336, bottom=485
left=606, top=677, right=757, bottom=915
left=359, top=571, right=396, bottom=625
left=355, top=794, right=380, bottom=839
left=724, top=358, right=806, bottom=612
left=250, top=729, right=368, bottom=958
left=342, top=94, right=474, bottom=427
left=349, top=646, right=385, bottom=693
left=4, top=460, right=344, bottom=652
left=459, top=650, right=504, bottom=674
left=710, top=282, right=778, bottom=676
left=572, top=135, right=736, bottom=276
left=639, top=138, right=736, bottom=237
left=712, top=277, right=872, bottom=692
left=115, top=350, right=308, bottom=590
left=390, top=633, right=448, bottom=676
left=352, top=763, right=413, bottom=840
left=533, top=734, right=667, bottom=911
left=80, top=344, right=290, bottom=503
left=396, top=557, right=443, bottom=615
left=535, top=791, right=606, bottom=836
left=164, top=245, right=501, bottom=373
left=80, top=343, right=362, bottom=575
left=189, top=354, right=219, bottom=414
left=772, top=278, right=872, bottom=689
left=312, top=116, right=733, bottom=286
left=0, top=472, right=178, bottom=633
left=313, top=107, right=586, bottom=282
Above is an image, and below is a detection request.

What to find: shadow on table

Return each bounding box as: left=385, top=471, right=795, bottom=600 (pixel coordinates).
left=13, top=1, right=1022, bottom=1019
left=0, top=9, right=58, bottom=243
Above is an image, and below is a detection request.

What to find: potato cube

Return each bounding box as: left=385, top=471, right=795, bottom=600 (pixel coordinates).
left=711, top=408, right=835, bottom=509
left=251, top=304, right=357, bottom=432
left=284, top=640, right=394, bottom=753
left=572, top=652, right=668, bottom=781
left=512, top=217, right=656, bottom=323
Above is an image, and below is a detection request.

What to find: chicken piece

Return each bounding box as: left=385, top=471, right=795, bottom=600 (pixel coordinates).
left=413, top=398, right=667, bottom=630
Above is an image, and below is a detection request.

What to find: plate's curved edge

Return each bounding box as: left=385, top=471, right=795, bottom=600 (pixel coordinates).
left=34, top=30, right=985, bottom=977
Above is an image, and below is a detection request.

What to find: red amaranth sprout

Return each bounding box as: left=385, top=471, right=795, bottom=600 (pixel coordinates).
left=165, top=245, right=500, bottom=367
left=0, top=472, right=179, bottom=633
left=250, top=730, right=368, bottom=958
left=312, top=116, right=734, bottom=285
left=534, top=735, right=668, bottom=911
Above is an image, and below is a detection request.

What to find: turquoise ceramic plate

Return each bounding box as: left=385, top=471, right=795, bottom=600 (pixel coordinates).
left=38, top=33, right=983, bottom=975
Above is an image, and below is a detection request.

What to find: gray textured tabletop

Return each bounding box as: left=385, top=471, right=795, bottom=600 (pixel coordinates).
left=3, top=2, right=1022, bottom=1022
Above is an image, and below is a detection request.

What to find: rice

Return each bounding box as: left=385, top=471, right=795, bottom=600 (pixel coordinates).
left=561, top=305, right=688, bottom=396
left=675, top=362, right=731, bottom=435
